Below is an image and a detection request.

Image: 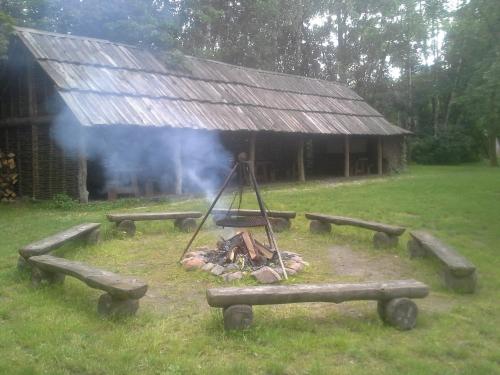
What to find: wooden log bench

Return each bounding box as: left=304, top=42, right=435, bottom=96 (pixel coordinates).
left=207, top=279, right=429, bottom=331
left=408, top=231, right=477, bottom=293
left=305, top=213, right=406, bottom=248
left=18, top=223, right=101, bottom=270
left=28, top=255, right=148, bottom=316
left=106, top=211, right=203, bottom=236
left=212, top=209, right=296, bottom=232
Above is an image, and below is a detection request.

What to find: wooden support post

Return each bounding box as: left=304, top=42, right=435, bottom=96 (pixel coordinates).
left=145, top=179, right=154, bottom=197
left=49, top=135, right=54, bottom=196
left=249, top=132, right=256, bottom=176
left=31, top=125, right=39, bottom=199
left=297, top=138, right=305, bottom=182
left=16, top=127, right=22, bottom=196
left=27, top=60, right=39, bottom=199
left=173, top=136, right=182, bottom=195
left=77, top=134, right=89, bottom=203
left=344, top=135, right=350, bottom=177
left=377, top=136, right=383, bottom=175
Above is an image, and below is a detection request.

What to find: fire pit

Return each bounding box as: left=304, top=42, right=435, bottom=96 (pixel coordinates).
left=181, top=230, right=308, bottom=283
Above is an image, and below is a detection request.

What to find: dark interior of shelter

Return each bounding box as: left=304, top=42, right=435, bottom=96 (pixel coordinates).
left=85, top=129, right=383, bottom=200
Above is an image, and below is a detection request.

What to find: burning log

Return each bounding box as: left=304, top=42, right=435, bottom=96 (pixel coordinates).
left=254, top=240, right=275, bottom=259
left=241, top=231, right=257, bottom=260
left=217, top=231, right=276, bottom=267
left=0, top=151, right=18, bottom=202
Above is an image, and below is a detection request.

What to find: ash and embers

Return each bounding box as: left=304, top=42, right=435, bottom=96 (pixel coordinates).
left=181, top=231, right=308, bottom=283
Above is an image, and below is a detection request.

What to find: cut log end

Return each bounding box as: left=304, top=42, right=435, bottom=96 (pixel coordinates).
left=269, top=217, right=291, bottom=232
left=383, top=298, right=418, bottom=331
left=407, top=238, right=427, bottom=258
left=117, top=220, right=136, bottom=237
left=97, top=293, right=140, bottom=317
left=31, top=267, right=65, bottom=286
left=174, top=218, right=197, bottom=232
left=442, top=268, right=477, bottom=294
left=309, top=220, right=332, bottom=234
left=86, top=229, right=101, bottom=245
left=223, top=304, right=253, bottom=330
left=17, top=256, right=30, bottom=272
left=373, top=232, right=399, bottom=249
left=377, top=300, right=389, bottom=323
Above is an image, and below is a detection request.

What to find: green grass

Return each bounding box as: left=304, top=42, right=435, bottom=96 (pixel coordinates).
left=0, top=164, right=499, bottom=374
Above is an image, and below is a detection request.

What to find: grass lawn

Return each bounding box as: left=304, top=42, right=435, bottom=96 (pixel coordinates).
left=0, top=164, right=499, bottom=375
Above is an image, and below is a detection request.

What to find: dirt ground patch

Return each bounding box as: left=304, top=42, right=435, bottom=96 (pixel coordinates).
left=329, top=245, right=412, bottom=281
left=329, top=245, right=456, bottom=314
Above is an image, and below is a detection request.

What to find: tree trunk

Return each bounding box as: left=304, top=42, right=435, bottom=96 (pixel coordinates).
left=443, top=92, right=454, bottom=132
left=432, top=96, right=439, bottom=137
left=293, top=0, right=304, bottom=74
left=444, top=57, right=462, bottom=131
left=488, top=132, right=498, bottom=167
left=336, top=4, right=347, bottom=84
left=407, top=57, right=414, bottom=131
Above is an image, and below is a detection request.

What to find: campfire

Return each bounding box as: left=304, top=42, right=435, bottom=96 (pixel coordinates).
left=181, top=230, right=308, bottom=284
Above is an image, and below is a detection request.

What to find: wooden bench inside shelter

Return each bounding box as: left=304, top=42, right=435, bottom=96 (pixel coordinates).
left=408, top=231, right=477, bottom=293
left=28, top=254, right=148, bottom=316
left=106, top=211, right=203, bottom=236
left=18, top=223, right=101, bottom=269
left=207, top=279, right=429, bottom=331
left=305, top=213, right=406, bottom=248
left=211, top=209, right=296, bottom=232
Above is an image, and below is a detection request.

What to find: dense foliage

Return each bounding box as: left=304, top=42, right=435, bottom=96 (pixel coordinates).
left=411, top=131, right=481, bottom=164
left=0, top=0, right=498, bottom=165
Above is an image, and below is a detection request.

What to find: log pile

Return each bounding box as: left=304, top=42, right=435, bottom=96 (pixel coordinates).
left=0, top=151, right=18, bottom=202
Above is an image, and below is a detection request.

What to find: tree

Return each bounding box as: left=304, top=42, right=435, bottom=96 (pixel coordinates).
left=0, top=10, right=13, bottom=59
left=0, top=0, right=498, bottom=165
left=444, top=0, right=500, bottom=166
left=0, top=0, right=179, bottom=50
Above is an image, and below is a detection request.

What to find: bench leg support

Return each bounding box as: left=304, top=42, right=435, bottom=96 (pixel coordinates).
left=442, top=269, right=477, bottom=294
left=223, top=305, right=253, bottom=330
left=97, top=293, right=140, bottom=317
left=174, top=218, right=197, bottom=232
left=378, top=298, right=418, bottom=330
left=407, top=238, right=427, bottom=258
left=86, top=228, right=101, bottom=245
left=117, top=220, right=136, bottom=237
left=31, top=267, right=65, bottom=286
left=269, top=218, right=291, bottom=233
left=373, top=232, right=399, bottom=249
left=17, top=256, right=30, bottom=271
left=309, top=220, right=331, bottom=234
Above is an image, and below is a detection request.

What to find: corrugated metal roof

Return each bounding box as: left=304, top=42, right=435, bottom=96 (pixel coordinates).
left=15, top=27, right=410, bottom=136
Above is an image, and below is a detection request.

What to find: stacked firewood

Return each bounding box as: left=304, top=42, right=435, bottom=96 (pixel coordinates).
left=0, top=151, right=18, bottom=201
left=218, top=231, right=275, bottom=267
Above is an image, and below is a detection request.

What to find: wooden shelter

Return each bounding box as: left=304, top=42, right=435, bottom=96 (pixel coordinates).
left=0, top=27, right=410, bottom=202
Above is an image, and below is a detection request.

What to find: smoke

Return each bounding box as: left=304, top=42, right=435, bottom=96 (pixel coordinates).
left=51, top=110, right=233, bottom=200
